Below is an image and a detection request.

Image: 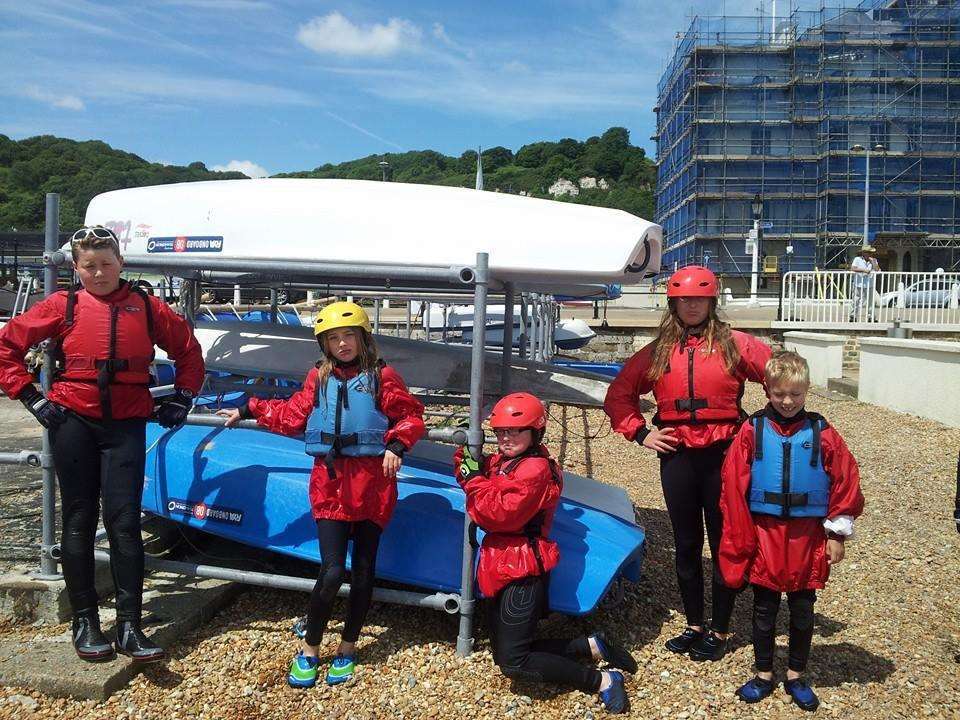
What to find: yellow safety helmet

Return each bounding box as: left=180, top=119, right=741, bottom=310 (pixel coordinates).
left=313, top=301, right=372, bottom=336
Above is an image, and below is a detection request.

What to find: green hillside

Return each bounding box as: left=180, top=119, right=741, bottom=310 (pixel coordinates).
left=0, top=135, right=247, bottom=231
left=0, top=127, right=655, bottom=231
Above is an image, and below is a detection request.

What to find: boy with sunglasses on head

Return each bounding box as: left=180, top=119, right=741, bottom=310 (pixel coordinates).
left=454, top=392, right=636, bottom=714
left=0, top=226, right=204, bottom=663
left=718, top=351, right=864, bottom=711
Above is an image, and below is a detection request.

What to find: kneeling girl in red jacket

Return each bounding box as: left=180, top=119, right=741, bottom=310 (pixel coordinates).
left=219, top=301, right=424, bottom=689
left=455, top=393, right=637, bottom=715
left=718, top=351, right=864, bottom=712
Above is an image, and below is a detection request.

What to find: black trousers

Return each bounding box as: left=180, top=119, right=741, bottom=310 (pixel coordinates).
left=50, top=412, right=147, bottom=622
left=485, top=575, right=601, bottom=694
left=660, top=443, right=738, bottom=632
left=752, top=585, right=817, bottom=673
left=303, top=519, right=382, bottom=646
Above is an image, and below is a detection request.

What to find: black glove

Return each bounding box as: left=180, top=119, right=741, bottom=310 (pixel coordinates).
left=157, top=388, right=194, bottom=429
left=19, top=385, right=68, bottom=429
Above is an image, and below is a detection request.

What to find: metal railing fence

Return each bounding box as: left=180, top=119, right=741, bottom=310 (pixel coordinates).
left=780, top=269, right=960, bottom=326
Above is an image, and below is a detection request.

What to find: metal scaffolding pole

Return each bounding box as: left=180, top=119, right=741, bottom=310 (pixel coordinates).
left=37, top=193, right=61, bottom=579
left=518, top=294, right=529, bottom=360
left=500, top=282, right=515, bottom=395
left=92, top=549, right=460, bottom=614
left=457, top=251, right=488, bottom=658
left=120, top=255, right=476, bottom=286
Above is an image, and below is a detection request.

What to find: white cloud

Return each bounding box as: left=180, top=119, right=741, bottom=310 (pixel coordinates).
left=23, top=85, right=84, bottom=111
left=297, top=12, right=421, bottom=57
left=211, top=160, right=269, bottom=178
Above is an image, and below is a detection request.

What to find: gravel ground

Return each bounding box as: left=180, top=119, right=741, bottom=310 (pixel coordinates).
left=1, top=386, right=960, bottom=719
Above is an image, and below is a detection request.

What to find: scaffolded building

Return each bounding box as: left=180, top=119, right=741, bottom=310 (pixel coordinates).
left=655, top=0, right=960, bottom=276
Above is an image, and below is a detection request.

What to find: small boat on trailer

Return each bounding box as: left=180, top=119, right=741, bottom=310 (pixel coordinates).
left=83, top=178, right=661, bottom=644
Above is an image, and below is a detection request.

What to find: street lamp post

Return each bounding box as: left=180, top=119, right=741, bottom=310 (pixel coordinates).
left=850, top=143, right=885, bottom=246
left=750, top=193, right=763, bottom=303
left=379, top=160, right=390, bottom=182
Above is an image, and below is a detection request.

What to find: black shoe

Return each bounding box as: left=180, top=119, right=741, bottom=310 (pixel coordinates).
left=115, top=621, right=166, bottom=664
left=591, top=631, right=638, bottom=674
left=72, top=610, right=115, bottom=662
left=664, top=627, right=704, bottom=654
left=689, top=630, right=728, bottom=662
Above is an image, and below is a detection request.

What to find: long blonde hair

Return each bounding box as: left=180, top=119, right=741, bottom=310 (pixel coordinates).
left=315, top=328, right=382, bottom=394
left=646, top=299, right=740, bottom=381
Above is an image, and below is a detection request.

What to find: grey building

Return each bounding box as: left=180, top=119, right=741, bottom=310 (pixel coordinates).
left=655, top=0, right=960, bottom=277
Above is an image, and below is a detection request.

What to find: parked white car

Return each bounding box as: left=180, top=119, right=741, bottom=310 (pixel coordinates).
left=876, top=277, right=960, bottom=308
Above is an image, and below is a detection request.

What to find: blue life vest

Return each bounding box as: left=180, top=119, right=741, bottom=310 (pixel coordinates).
left=748, top=413, right=830, bottom=518
left=304, top=371, right=389, bottom=463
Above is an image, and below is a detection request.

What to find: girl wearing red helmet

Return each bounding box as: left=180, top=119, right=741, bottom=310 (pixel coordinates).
left=454, top=392, right=636, bottom=714
left=604, top=266, right=771, bottom=662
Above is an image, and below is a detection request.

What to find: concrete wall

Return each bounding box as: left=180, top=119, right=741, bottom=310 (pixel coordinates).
left=783, top=331, right=845, bottom=387
left=858, top=337, right=960, bottom=428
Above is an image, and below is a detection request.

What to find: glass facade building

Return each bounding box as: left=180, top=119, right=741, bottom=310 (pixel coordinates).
left=655, top=0, right=960, bottom=275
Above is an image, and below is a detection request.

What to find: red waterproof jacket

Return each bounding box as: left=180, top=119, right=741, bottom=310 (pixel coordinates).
left=0, top=283, right=204, bottom=419
left=248, top=363, right=425, bottom=528
left=718, top=411, right=865, bottom=592
left=604, top=330, right=771, bottom=449
left=454, top=445, right=562, bottom=598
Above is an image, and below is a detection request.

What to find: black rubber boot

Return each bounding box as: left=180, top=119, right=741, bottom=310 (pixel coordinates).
left=72, top=609, right=115, bottom=662
left=115, top=621, right=165, bottom=664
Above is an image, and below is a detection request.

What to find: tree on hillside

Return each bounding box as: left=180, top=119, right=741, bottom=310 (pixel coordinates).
left=1, top=127, right=659, bottom=230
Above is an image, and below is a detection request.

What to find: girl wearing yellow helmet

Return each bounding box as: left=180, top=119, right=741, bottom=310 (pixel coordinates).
left=218, top=301, right=425, bottom=688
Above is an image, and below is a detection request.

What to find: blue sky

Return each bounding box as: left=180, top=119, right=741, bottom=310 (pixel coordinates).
left=1, top=0, right=759, bottom=176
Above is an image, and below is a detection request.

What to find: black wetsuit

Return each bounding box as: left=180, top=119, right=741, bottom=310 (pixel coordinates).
left=303, top=519, right=382, bottom=645
left=51, top=413, right=146, bottom=621
left=485, top=575, right=601, bottom=693
left=659, top=442, right=739, bottom=632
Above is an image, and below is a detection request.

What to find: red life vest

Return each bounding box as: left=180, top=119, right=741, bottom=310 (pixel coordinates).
left=652, top=337, right=746, bottom=424
left=53, top=283, right=156, bottom=418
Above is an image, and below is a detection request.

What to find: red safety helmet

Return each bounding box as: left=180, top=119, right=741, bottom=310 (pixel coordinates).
left=489, top=392, right=547, bottom=430
left=666, top=265, right=719, bottom=298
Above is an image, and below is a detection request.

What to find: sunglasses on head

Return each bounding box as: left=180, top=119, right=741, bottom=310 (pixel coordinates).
left=71, top=226, right=117, bottom=243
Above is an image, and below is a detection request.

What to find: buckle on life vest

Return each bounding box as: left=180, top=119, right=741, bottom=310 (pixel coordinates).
left=319, top=432, right=360, bottom=480
left=674, top=398, right=708, bottom=412
left=95, top=358, right=130, bottom=373
left=763, top=490, right=809, bottom=510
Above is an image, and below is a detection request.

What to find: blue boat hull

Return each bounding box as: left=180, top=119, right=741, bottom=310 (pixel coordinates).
left=143, top=423, right=644, bottom=615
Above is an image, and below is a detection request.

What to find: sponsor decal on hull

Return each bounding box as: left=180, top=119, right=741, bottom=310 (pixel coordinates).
left=167, top=498, right=243, bottom=525
left=147, top=236, right=224, bottom=253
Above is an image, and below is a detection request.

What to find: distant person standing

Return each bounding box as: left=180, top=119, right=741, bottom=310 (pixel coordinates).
left=849, top=245, right=879, bottom=321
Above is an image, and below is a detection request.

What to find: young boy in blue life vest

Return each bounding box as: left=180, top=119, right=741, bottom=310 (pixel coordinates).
left=455, top=392, right=637, bottom=715
left=718, top=351, right=864, bottom=711
left=219, top=301, right=424, bottom=688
